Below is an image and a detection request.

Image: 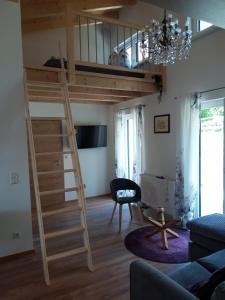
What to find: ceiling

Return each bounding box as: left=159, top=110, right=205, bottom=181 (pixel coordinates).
left=142, top=0, right=225, bottom=29
left=20, top=0, right=225, bottom=33
left=20, top=0, right=136, bottom=33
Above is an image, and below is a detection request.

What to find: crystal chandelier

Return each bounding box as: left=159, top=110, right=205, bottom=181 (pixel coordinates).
left=140, top=9, right=192, bottom=65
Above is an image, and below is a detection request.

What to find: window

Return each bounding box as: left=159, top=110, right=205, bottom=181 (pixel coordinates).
left=115, top=32, right=144, bottom=68
left=198, top=20, right=213, bottom=32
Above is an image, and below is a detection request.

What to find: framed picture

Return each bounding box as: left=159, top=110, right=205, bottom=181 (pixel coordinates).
left=154, top=114, right=170, bottom=133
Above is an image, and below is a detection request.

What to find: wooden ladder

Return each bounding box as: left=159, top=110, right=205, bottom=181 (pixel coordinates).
left=24, top=73, right=93, bottom=285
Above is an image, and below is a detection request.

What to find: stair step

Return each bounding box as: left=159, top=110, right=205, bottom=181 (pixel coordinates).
left=42, top=205, right=82, bottom=217
left=38, top=169, right=76, bottom=175
left=44, top=226, right=84, bottom=239
left=40, top=187, right=79, bottom=196
left=36, top=151, right=72, bottom=156
left=46, top=247, right=87, bottom=262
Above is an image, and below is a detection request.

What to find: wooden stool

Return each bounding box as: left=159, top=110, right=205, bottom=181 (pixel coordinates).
left=145, top=207, right=179, bottom=250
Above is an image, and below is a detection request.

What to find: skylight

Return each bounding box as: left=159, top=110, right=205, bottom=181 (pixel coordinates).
left=198, top=20, right=213, bottom=32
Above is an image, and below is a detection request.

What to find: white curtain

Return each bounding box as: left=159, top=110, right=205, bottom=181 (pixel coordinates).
left=175, top=94, right=200, bottom=226
left=115, top=105, right=145, bottom=184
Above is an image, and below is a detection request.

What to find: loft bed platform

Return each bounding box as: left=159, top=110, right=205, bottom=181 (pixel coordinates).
left=24, top=10, right=166, bottom=104
left=25, top=61, right=164, bottom=105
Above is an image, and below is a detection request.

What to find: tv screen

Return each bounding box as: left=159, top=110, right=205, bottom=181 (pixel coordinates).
left=75, top=125, right=107, bottom=149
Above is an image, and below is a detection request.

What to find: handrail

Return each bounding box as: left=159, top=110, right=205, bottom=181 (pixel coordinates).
left=74, top=11, right=144, bottom=31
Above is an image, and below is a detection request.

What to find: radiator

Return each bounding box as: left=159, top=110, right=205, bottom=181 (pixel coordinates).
left=140, top=173, right=176, bottom=218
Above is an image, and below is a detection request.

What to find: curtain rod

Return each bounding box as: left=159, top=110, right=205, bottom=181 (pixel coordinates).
left=200, top=86, right=225, bottom=95
left=119, top=104, right=146, bottom=111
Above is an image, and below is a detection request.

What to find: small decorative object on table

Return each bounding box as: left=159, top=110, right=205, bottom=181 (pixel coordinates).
left=145, top=207, right=179, bottom=250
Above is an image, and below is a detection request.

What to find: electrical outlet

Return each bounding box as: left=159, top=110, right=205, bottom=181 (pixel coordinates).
left=12, top=232, right=21, bottom=239
left=9, top=172, right=19, bottom=185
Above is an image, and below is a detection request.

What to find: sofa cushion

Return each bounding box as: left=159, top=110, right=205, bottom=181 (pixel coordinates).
left=211, top=281, right=225, bottom=300
left=198, top=249, right=225, bottom=272
left=168, top=261, right=211, bottom=289
left=189, top=267, right=225, bottom=300
left=187, top=214, right=225, bottom=242
left=189, top=232, right=225, bottom=253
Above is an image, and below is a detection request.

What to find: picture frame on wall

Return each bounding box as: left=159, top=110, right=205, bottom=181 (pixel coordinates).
left=154, top=114, right=170, bottom=133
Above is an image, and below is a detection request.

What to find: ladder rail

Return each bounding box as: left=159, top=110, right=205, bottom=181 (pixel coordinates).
left=24, top=71, right=50, bottom=286
left=61, top=82, right=94, bottom=271
left=58, top=42, right=93, bottom=271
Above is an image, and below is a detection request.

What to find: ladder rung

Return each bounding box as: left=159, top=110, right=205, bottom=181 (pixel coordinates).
left=36, top=151, right=72, bottom=156
left=34, top=134, right=71, bottom=138
left=28, top=95, right=65, bottom=103
left=40, top=187, right=79, bottom=196
left=31, top=117, right=67, bottom=121
left=42, top=205, right=81, bottom=217
left=38, top=169, right=76, bottom=175
left=44, top=226, right=84, bottom=239
left=46, top=247, right=87, bottom=262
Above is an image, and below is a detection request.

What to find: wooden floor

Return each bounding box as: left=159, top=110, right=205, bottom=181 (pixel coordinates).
left=0, top=196, right=178, bottom=300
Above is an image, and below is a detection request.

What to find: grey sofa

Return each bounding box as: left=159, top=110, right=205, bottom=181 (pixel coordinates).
left=187, top=214, right=225, bottom=261
left=130, top=249, right=225, bottom=300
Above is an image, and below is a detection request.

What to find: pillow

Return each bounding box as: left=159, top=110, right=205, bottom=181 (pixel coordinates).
left=189, top=267, right=225, bottom=300
left=211, top=281, right=225, bottom=300
left=108, top=51, right=119, bottom=66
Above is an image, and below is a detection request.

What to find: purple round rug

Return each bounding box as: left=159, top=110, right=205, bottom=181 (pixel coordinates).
left=124, top=226, right=189, bottom=264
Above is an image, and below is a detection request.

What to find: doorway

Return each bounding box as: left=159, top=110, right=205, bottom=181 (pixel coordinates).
left=200, top=98, right=224, bottom=216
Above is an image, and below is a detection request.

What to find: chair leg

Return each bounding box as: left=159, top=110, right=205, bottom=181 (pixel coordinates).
left=137, top=201, right=144, bottom=225
left=119, top=204, right=123, bottom=233
left=128, top=203, right=133, bottom=219
left=110, top=202, right=117, bottom=223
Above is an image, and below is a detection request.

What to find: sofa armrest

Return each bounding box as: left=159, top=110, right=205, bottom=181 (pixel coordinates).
left=130, top=261, right=198, bottom=300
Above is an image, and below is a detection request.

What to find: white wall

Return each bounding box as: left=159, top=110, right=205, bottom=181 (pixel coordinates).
left=0, top=2, right=33, bottom=257
left=30, top=102, right=113, bottom=197
left=23, top=24, right=110, bottom=66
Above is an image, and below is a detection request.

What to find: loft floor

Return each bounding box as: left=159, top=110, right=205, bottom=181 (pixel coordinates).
left=1, top=196, right=176, bottom=300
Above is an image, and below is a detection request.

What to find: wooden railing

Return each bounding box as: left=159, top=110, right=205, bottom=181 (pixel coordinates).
left=64, top=7, right=151, bottom=82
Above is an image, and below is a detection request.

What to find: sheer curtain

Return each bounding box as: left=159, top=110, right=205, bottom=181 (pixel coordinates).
left=115, top=105, right=145, bottom=184
left=175, top=94, right=200, bottom=226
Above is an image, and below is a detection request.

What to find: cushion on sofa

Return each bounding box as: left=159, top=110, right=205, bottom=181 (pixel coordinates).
left=189, top=267, right=225, bottom=300
left=198, top=249, right=225, bottom=272
left=211, top=282, right=225, bottom=300
left=187, top=214, right=225, bottom=242
left=190, top=232, right=225, bottom=253
left=168, top=261, right=211, bottom=289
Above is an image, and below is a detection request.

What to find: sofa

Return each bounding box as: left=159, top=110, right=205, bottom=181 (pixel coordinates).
left=187, top=213, right=225, bottom=261
left=130, top=249, right=225, bottom=300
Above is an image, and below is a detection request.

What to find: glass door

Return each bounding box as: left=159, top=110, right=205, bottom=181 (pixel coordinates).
left=200, top=98, right=224, bottom=216
left=123, top=114, right=134, bottom=180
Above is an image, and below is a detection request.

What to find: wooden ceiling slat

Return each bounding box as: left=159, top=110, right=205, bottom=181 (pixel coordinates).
left=21, top=0, right=136, bottom=19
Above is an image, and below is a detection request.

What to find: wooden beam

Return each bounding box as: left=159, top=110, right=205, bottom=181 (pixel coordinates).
left=22, top=11, right=119, bottom=33
left=28, top=90, right=131, bottom=102
left=21, top=0, right=136, bottom=19
left=25, top=65, right=158, bottom=95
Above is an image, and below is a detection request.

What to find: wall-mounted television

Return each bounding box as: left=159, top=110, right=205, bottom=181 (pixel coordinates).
left=75, top=125, right=107, bottom=149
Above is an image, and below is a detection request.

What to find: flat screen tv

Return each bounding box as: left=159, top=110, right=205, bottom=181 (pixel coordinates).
left=75, top=125, right=107, bottom=149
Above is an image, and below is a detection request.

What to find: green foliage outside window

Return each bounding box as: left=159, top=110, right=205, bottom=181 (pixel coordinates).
left=200, top=107, right=224, bottom=120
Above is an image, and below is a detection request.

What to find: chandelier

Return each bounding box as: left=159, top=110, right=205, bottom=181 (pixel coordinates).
left=140, top=9, right=192, bottom=65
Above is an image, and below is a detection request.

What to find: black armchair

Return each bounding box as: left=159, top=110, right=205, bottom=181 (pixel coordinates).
left=110, top=178, right=143, bottom=232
